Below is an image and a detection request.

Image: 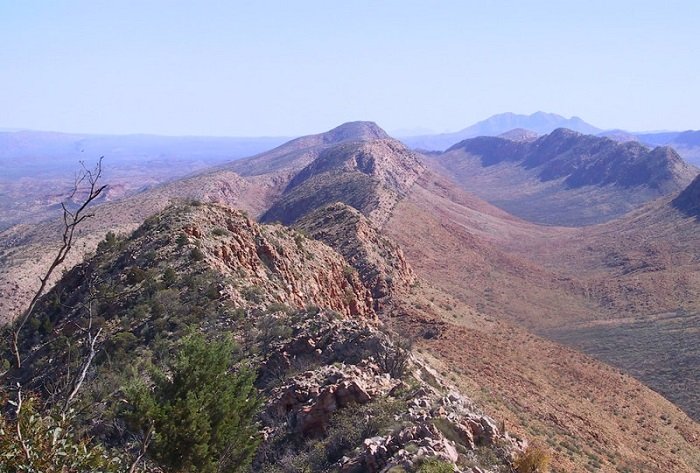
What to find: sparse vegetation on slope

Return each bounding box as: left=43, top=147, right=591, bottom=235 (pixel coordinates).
left=2, top=202, right=527, bottom=472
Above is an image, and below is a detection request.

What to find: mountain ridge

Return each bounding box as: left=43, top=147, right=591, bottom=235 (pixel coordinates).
left=431, top=128, right=698, bottom=225
left=401, top=112, right=601, bottom=151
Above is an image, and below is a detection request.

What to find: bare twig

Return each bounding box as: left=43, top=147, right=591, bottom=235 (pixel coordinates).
left=11, top=158, right=106, bottom=370
left=62, top=288, right=103, bottom=414
left=14, top=383, right=31, bottom=462
left=128, top=422, right=154, bottom=473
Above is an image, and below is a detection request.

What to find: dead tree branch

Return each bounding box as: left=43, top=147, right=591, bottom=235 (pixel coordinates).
left=62, top=277, right=104, bottom=414
left=10, top=158, right=106, bottom=370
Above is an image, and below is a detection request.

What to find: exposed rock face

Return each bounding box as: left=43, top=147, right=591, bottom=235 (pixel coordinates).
left=261, top=139, right=426, bottom=226
left=296, top=203, right=416, bottom=306
left=672, top=175, right=700, bottom=218
left=174, top=203, right=374, bottom=318
left=255, top=311, right=525, bottom=472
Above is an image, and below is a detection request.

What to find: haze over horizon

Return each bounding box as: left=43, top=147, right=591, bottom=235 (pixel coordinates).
left=2, top=1, right=699, bottom=136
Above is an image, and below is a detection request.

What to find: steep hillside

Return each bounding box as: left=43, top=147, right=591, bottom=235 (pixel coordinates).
left=295, top=203, right=416, bottom=306
left=402, top=112, right=600, bottom=151
left=430, top=128, right=698, bottom=225
left=673, top=174, right=700, bottom=218
left=3, top=122, right=700, bottom=471
left=252, top=137, right=700, bottom=470
left=0, top=122, right=388, bottom=323
left=261, top=138, right=424, bottom=226
left=6, top=202, right=528, bottom=473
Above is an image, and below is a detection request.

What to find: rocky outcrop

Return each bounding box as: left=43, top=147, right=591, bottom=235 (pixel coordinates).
left=254, top=311, right=525, bottom=472
left=174, top=204, right=375, bottom=318
left=260, top=138, right=426, bottom=226
left=296, top=203, right=416, bottom=307
left=15, top=200, right=526, bottom=473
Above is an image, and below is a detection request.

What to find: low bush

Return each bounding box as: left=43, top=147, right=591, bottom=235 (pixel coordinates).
left=514, top=444, right=551, bottom=473
left=417, top=458, right=454, bottom=473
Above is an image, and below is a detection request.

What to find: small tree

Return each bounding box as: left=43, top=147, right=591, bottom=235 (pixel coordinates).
left=126, top=334, right=261, bottom=473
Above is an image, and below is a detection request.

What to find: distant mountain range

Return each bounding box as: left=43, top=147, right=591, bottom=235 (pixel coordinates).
left=429, top=128, right=698, bottom=225
left=401, top=112, right=602, bottom=151
left=399, top=112, right=700, bottom=168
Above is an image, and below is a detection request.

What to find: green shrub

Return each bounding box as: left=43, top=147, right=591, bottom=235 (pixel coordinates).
left=125, top=334, right=261, bottom=473
left=242, top=286, right=265, bottom=303
left=0, top=397, right=123, bottom=473
left=417, top=458, right=454, bottom=473
left=126, top=266, right=148, bottom=285
left=212, top=227, right=229, bottom=237
left=162, top=267, right=177, bottom=287
left=260, top=398, right=402, bottom=471
left=176, top=233, right=189, bottom=247
left=514, top=444, right=551, bottom=473
left=190, top=247, right=205, bottom=261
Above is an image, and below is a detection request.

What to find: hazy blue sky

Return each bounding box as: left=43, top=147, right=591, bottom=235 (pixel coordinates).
left=1, top=1, right=698, bottom=136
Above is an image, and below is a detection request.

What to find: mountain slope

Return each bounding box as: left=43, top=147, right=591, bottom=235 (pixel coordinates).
left=673, top=174, right=700, bottom=218
left=3, top=123, right=700, bottom=471
left=261, top=138, right=425, bottom=226
left=9, top=201, right=530, bottom=472
left=402, top=112, right=601, bottom=151
left=290, top=180, right=700, bottom=472
left=513, top=179, right=700, bottom=419
left=429, top=128, right=698, bottom=225
left=0, top=122, right=388, bottom=323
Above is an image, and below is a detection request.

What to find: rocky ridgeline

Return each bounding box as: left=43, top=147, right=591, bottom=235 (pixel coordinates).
left=175, top=203, right=374, bottom=318
left=449, top=128, right=696, bottom=192
left=254, top=310, right=525, bottom=473
left=261, top=138, right=426, bottom=226
left=296, top=202, right=416, bottom=307
left=14, top=201, right=526, bottom=472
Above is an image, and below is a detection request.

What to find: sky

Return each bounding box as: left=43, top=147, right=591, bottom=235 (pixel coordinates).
left=1, top=0, right=699, bottom=136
